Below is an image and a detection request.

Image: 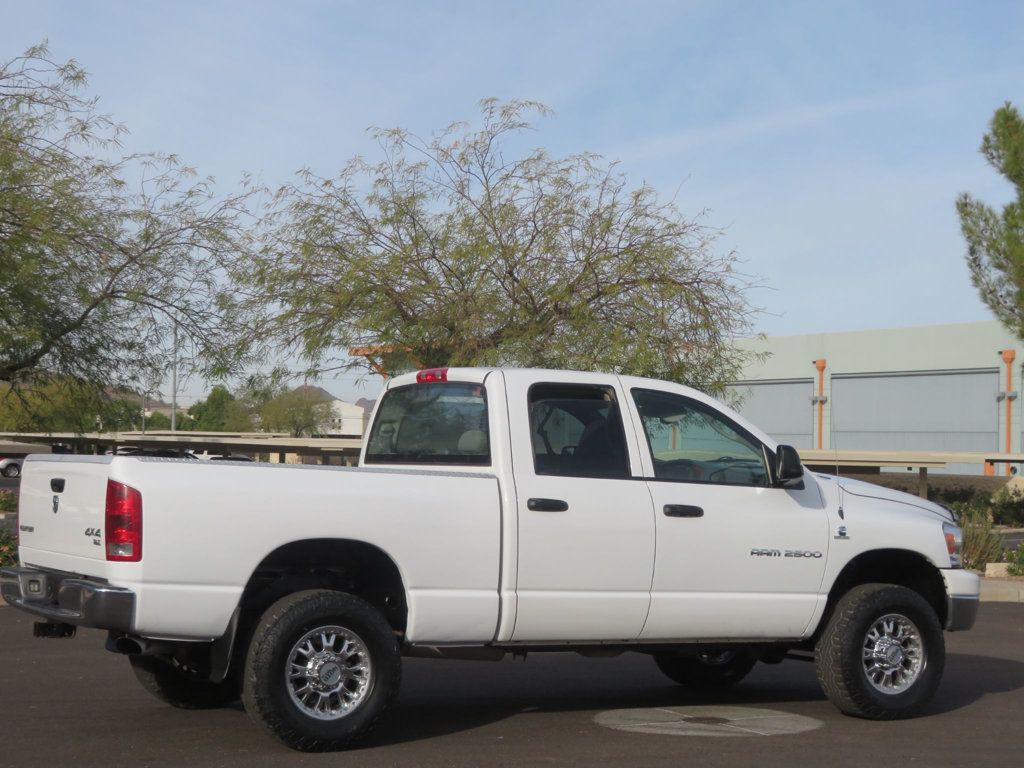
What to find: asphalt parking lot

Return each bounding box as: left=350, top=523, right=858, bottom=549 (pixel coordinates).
left=1, top=603, right=1022, bottom=768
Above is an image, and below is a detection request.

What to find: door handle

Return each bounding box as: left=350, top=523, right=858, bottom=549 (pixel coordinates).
left=663, top=504, right=703, bottom=518
left=527, top=498, right=569, bottom=512
left=50, top=478, right=65, bottom=493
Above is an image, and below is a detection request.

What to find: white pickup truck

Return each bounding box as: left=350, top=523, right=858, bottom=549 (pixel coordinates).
left=3, top=367, right=980, bottom=751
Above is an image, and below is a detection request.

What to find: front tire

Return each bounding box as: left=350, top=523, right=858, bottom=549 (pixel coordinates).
left=654, top=649, right=757, bottom=688
left=242, top=590, right=401, bottom=752
left=815, top=583, right=944, bottom=720
left=2, top=464, right=19, bottom=478
left=129, top=655, right=241, bottom=709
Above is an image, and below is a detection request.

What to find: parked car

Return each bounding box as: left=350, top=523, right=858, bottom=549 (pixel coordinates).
left=192, top=451, right=255, bottom=461
left=0, top=457, right=22, bottom=478
left=104, top=447, right=198, bottom=459
left=2, top=367, right=980, bottom=751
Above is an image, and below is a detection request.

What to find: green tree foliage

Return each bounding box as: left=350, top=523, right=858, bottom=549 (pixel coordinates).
left=0, top=380, right=141, bottom=433
left=260, top=387, right=333, bottom=437
left=236, top=100, right=756, bottom=391
left=189, top=384, right=233, bottom=430
left=958, top=102, right=1024, bottom=337
left=143, top=410, right=172, bottom=430
left=102, top=398, right=144, bottom=431
left=187, top=383, right=261, bottom=431
left=0, top=43, right=254, bottom=391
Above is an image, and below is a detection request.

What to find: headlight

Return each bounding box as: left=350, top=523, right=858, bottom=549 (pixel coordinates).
left=944, top=522, right=963, bottom=568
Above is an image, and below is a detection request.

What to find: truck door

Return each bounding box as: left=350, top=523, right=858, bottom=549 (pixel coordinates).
left=505, top=371, right=656, bottom=642
left=624, top=385, right=829, bottom=640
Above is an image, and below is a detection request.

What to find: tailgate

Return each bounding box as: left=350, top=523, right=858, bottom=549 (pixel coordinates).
left=18, top=454, right=112, bottom=563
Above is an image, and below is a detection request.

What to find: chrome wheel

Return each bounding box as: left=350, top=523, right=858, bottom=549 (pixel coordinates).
left=861, top=613, right=925, bottom=694
left=286, top=625, right=373, bottom=720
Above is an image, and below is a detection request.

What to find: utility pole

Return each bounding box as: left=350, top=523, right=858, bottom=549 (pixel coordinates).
left=171, top=322, right=178, bottom=432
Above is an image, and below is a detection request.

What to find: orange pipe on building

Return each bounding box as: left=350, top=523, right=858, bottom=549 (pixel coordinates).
left=814, top=359, right=827, bottom=450
left=1003, top=349, right=1016, bottom=475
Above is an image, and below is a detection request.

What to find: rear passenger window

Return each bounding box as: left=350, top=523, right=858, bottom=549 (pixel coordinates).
left=529, top=384, right=630, bottom=479
left=365, top=383, right=489, bottom=465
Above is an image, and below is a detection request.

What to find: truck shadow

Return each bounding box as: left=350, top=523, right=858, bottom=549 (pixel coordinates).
left=925, top=652, right=1024, bottom=714
left=364, top=652, right=1024, bottom=747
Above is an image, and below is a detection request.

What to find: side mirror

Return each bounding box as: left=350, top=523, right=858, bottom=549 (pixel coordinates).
left=775, top=444, right=804, bottom=487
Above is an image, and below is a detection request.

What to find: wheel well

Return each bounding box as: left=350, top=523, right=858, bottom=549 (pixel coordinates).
left=237, top=539, right=408, bottom=636
left=814, top=549, right=946, bottom=638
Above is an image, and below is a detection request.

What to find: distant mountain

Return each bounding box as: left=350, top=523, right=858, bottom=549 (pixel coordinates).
left=105, top=388, right=174, bottom=410
left=291, top=384, right=338, bottom=402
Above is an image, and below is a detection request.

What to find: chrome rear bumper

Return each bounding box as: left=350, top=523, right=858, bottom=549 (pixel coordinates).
left=1, top=566, right=135, bottom=632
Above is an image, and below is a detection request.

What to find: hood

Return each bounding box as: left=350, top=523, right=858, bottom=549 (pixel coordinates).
left=816, top=474, right=955, bottom=522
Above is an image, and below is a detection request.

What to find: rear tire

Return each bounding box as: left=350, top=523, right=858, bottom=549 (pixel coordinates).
left=130, top=655, right=241, bottom=709
left=2, top=464, right=19, bottom=478
left=242, top=589, right=401, bottom=752
left=815, top=583, right=944, bottom=720
left=654, top=649, right=756, bottom=688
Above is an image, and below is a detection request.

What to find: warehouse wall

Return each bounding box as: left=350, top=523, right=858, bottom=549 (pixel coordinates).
left=729, top=321, right=1021, bottom=475
left=726, top=379, right=813, bottom=448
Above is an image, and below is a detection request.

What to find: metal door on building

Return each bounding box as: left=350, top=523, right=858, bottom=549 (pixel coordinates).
left=727, top=379, right=813, bottom=448
left=830, top=369, right=999, bottom=473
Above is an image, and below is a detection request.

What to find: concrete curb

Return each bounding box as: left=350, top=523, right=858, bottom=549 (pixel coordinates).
left=980, top=577, right=1024, bottom=603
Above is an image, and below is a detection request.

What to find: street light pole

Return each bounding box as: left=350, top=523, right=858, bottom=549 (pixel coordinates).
left=171, top=322, right=178, bottom=432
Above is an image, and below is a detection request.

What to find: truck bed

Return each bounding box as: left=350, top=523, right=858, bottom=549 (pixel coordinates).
left=16, top=455, right=503, bottom=642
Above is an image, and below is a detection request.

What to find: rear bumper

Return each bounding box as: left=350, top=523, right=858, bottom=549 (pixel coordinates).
left=1, top=566, right=135, bottom=633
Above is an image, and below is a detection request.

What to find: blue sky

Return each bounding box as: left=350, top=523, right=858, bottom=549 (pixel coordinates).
left=4, top=1, right=1023, bottom=403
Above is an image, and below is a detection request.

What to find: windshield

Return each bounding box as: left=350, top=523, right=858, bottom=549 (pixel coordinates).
left=364, top=382, right=490, bottom=465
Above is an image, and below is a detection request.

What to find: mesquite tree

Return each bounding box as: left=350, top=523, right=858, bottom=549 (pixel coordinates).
left=0, top=43, right=254, bottom=392
left=239, top=100, right=756, bottom=392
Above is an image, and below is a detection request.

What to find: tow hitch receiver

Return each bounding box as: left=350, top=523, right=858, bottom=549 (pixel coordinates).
left=33, top=621, right=77, bottom=639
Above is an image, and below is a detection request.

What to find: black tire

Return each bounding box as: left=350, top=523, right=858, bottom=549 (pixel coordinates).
left=2, top=464, right=19, bottom=478
left=654, top=649, right=757, bottom=688
left=129, top=654, right=241, bottom=709
left=815, top=583, right=944, bottom=720
left=242, top=590, right=401, bottom=752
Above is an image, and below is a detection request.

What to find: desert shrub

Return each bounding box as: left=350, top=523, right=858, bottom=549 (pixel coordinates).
left=951, top=500, right=1004, bottom=570
left=989, top=486, right=1024, bottom=526
left=936, top=486, right=989, bottom=506
left=0, top=525, right=16, bottom=567
left=1007, top=544, right=1024, bottom=577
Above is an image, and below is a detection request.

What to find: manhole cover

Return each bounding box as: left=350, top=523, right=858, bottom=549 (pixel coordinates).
left=594, top=706, right=823, bottom=737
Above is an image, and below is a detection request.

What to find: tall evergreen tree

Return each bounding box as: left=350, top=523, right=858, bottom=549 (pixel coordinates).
left=958, top=102, right=1024, bottom=337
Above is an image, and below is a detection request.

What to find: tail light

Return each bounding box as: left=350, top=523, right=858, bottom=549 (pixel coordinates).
left=105, top=479, right=142, bottom=562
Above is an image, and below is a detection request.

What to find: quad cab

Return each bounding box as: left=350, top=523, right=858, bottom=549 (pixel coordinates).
left=3, top=367, right=980, bottom=750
